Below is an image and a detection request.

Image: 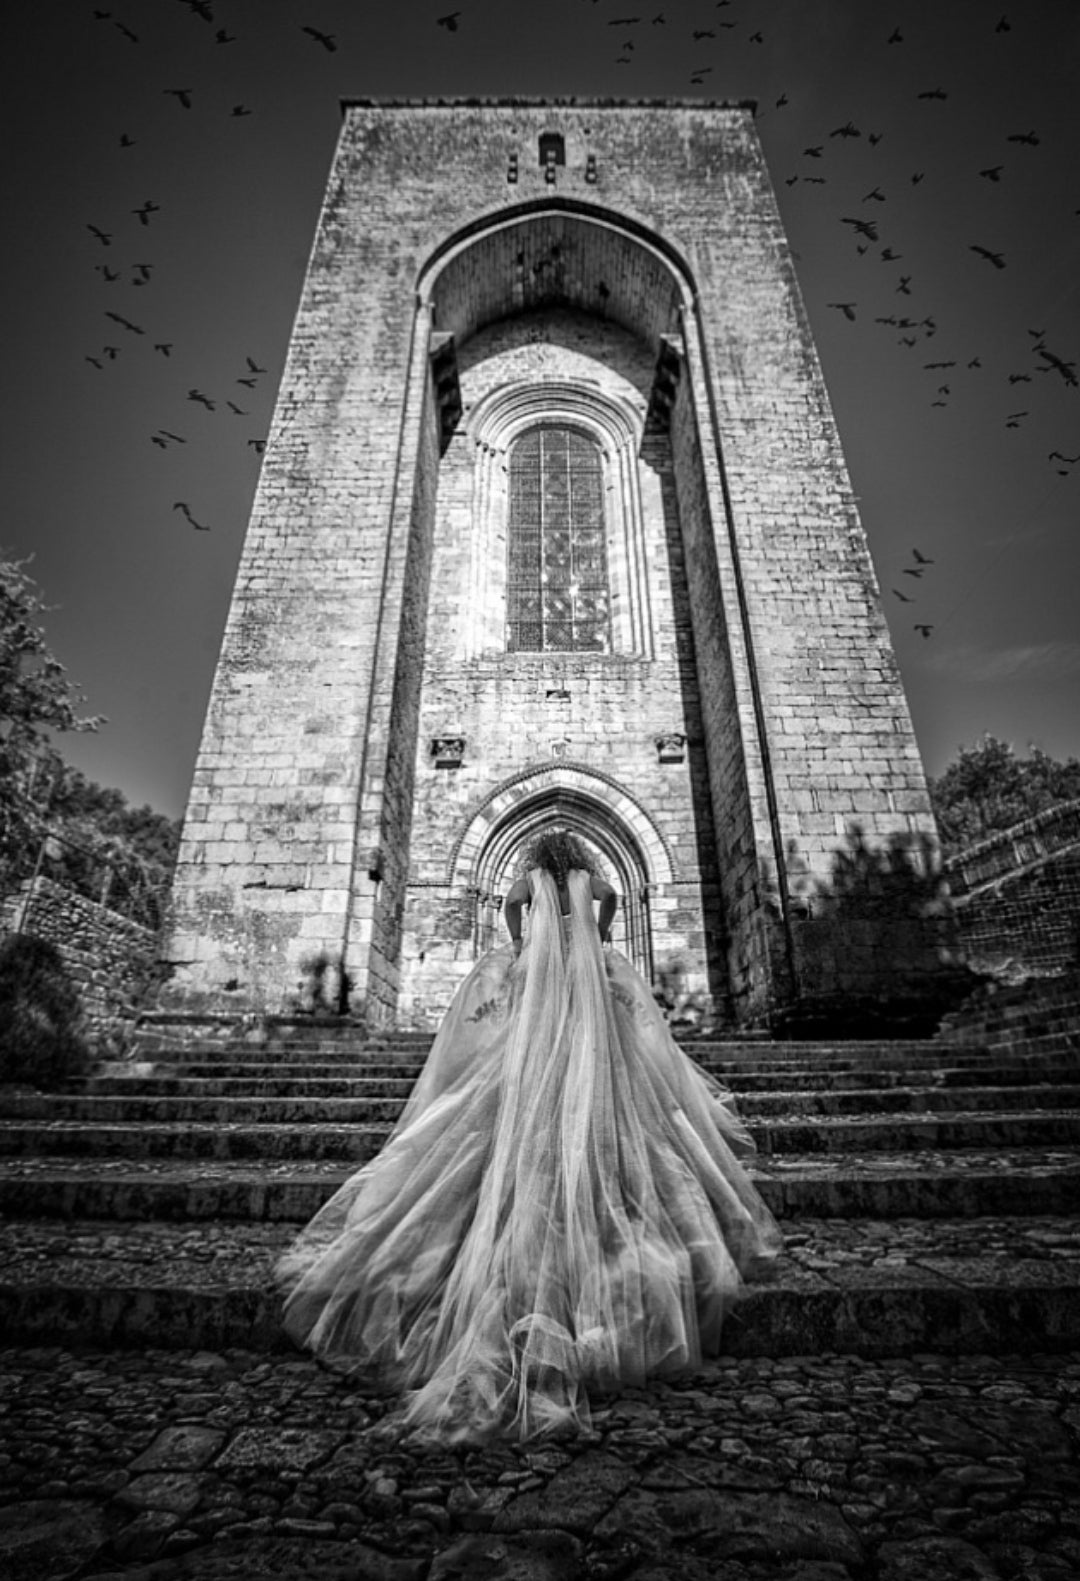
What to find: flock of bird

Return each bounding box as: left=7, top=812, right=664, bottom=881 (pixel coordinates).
left=77, top=0, right=1076, bottom=654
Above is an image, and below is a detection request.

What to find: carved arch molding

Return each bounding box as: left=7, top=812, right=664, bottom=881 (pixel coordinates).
left=448, top=762, right=676, bottom=975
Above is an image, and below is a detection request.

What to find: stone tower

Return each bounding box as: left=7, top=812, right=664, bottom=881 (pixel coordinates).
left=163, top=99, right=942, bottom=1031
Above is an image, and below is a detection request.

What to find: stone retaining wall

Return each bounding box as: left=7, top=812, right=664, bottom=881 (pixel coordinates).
left=0, top=877, right=160, bottom=1046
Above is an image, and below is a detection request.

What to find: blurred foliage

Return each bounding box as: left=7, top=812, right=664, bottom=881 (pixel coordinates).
left=0, top=933, right=90, bottom=1088
left=1, top=550, right=180, bottom=929
left=929, top=735, right=1080, bottom=856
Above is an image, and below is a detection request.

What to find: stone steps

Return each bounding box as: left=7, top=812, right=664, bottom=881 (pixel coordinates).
left=130, top=1036, right=1070, bottom=1067
left=0, top=1149, right=1075, bottom=1222
left=1, top=1214, right=1076, bottom=1358
left=78, top=1057, right=1080, bottom=1096
left=2, top=1110, right=1078, bottom=1161
left=4, top=1023, right=1078, bottom=1359
left=5, top=1083, right=1080, bottom=1126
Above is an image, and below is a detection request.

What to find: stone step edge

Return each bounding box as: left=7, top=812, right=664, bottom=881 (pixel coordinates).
left=0, top=1274, right=1076, bottom=1358
left=7, top=1088, right=1080, bottom=1124
left=1, top=1161, right=1076, bottom=1222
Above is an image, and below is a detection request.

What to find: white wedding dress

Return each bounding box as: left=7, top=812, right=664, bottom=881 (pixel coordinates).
left=275, top=867, right=782, bottom=1442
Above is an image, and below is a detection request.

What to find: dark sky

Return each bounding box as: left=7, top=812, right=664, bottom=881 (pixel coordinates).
left=4, top=0, right=1079, bottom=820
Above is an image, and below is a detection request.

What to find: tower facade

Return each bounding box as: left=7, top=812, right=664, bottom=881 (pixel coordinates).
left=164, top=99, right=941, bottom=1029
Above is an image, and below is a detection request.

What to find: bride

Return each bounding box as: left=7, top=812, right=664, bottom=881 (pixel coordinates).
left=275, top=827, right=782, bottom=1442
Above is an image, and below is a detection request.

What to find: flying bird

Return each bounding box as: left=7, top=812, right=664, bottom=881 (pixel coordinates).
left=880, top=247, right=901, bottom=261
left=775, top=94, right=788, bottom=109
left=924, top=361, right=956, bottom=369
left=970, top=245, right=1006, bottom=268
left=1005, top=412, right=1028, bottom=426
left=917, top=88, right=948, bottom=100
left=892, top=588, right=914, bottom=602
left=247, top=438, right=267, bottom=453
left=236, top=376, right=258, bottom=388
left=158, top=430, right=187, bottom=444
left=1049, top=451, right=1080, bottom=464
left=902, top=567, right=925, bottom=578
left=748, top=30, right=764, bottom=43
left=914, top=625, right=933, bottom=638
left=692, top=29, right=715, bottom=40
left=803, top=176, right=826, bottom=184
left=1007, top=130, right=1039, bottom=145
left=173, top=501, right=210, bottom=530
left=227, top=401, right=248, bottom=415
left=114, top=21, right=138, bottom=43
left=181, top=0, right=215, bottom=20
left=1008, top=373, right=1031, bottom=383
left=119, top=133, right=135, bottom=147
left=87, top=224, right=111, bottom=246
left=910, top=172, right=925, bottom=184
left=154, top=342, right=173, bottom=356
left=132, top=200, right=160, bottom=226
left=912, top=549, right=935, bottom=564
left=841, top=216, right=879, bottom=240
left=887, top=27, right=903, bottom=43
left=215, top=29, right=236, bottom=43
left=436, top=11, right=461, bottom=29
left=830, top=122, right=860, bottom=138
left=85, top=356, right=103, bottom=370
left=245, top=357, right=266, bottom=373
left=979, top=165, right=1004, bottom=181
left=803, top=146, right=823, bottom=158
left=1034, top=345, right=1079, bottom=387
left=102, top=345, right=120, bottom=360
left=132, top=262, right=152, bottom=283
left=862, top=186, right=886, bottom=203
left=95, top=264, right=119, bottom=281
left=187, top=389, right=216, bottom=409
left=828, top=302, right=857, bottom=321
left=105, top=310, right=144, bottom=334
left=995, top=15, right=1011, bottom=30
left=231, top=105, right=252, bottom=117
left=968, top=357, right=982, bottom=368
left=897, top=276, right=911, bottom=294
left=301, top=26, right=337, bottom=50
left=868, top=132, right=883, bottom=145
left=164, top=88, right=194, bottom=109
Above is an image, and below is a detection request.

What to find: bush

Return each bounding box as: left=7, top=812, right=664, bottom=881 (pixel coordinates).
left=0, top=933, right=90, bottom=1088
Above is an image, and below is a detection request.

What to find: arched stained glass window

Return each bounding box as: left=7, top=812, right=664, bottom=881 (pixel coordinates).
left=506, top=426, right=610, bottom=652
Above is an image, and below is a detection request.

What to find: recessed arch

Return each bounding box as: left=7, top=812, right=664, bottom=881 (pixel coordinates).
left=449, top=761, right=677, bottom=889
left=448, top=762, right=675, bottom=976
left=416, top=199, right=698, bottom=356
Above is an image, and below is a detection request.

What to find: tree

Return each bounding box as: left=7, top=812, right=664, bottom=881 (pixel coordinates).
left=929, top=735, right=1080, bottom=855
left=0, top=551, right=103, bottom=890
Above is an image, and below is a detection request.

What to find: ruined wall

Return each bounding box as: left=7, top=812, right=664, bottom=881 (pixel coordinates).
left=947, top=801, right=1080, bottom=979
left=1, top=878, right=159, bottom=1045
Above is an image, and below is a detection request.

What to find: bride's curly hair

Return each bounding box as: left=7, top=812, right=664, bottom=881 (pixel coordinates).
left=520, top=827, right=596, bottom=889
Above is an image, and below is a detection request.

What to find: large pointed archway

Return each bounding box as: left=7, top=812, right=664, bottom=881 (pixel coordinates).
left=448, top=762, right=677, bottom=978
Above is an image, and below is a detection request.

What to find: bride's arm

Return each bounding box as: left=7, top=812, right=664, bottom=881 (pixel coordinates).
left=504, top=877, right=531, bottom=954
left=591, top=874, right=618, bottom=943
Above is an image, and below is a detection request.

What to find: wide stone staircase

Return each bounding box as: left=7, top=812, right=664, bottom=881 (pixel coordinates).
left=1, top=1016, right=1079, bottom=1357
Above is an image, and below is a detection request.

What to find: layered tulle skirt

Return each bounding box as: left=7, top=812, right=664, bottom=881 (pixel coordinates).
left=275, top=898, right=782, bottom=1443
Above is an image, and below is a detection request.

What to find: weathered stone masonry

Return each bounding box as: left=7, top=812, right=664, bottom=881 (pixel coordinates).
left=163, top=99, right=939, bottom=1029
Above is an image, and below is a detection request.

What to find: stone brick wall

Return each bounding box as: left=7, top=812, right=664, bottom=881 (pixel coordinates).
left=1, top=878, right=159, bottom=1045
left=946, top=801, right=1080, bottom=979
left=164, top=99, right=939, bottom=1029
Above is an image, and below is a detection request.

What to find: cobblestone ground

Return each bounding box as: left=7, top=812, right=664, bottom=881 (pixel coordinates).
left=1, top=1346, right=1078, bottom=1580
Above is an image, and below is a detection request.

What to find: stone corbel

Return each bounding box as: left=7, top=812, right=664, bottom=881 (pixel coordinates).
left=431, top=736, right=466, bottom=769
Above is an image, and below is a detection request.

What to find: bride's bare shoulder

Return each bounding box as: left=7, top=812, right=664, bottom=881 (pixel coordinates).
left=505, top=876, right=532, bottom=906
